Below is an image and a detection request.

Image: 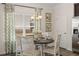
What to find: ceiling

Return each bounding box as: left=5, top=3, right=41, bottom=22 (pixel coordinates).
left=13, top=3, right=59, bottom=9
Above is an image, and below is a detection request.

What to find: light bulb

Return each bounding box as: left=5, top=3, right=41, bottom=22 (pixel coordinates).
left=31, top=16, right=34, bottom=19
left=38, top=16, right=42, bottom=19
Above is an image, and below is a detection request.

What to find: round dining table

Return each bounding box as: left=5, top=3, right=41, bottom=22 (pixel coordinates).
left=34, top=38, right=54, bottom=56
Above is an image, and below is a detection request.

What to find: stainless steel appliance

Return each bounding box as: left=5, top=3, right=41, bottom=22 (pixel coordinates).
left=72, top=28, right=79, bottom=52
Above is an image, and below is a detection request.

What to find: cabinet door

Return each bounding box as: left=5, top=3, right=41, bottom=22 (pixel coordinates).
left=74, top=3, right=79, bottom=16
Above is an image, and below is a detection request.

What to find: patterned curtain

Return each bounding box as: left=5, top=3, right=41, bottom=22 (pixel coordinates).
left=5, top=4, right=16, bottom=55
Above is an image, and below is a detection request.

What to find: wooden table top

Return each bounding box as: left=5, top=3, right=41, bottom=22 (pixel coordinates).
left=34, top=38, right=54, bottom=44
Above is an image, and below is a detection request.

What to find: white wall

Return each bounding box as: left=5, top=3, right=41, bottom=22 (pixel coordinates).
left=53, top=3, right=74, bottom=51
left=0, top=4, right=5, bottom=54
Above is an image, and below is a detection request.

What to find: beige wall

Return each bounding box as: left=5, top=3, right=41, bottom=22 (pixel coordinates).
left=53, top=3, right=74, bottom=51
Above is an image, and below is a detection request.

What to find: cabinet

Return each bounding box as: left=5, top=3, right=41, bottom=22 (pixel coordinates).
left=74, top=3, right=79, bottom=16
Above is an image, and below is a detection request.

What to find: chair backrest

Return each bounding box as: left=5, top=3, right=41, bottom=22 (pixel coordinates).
left=16, top=36, right=35, bottom=56
left=16, top=36, right=23, bottom=55
left=54, top=34, right=61, bottom=56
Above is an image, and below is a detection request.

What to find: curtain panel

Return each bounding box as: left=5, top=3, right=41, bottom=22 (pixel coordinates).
left=5, top=4, right=16, bottom=55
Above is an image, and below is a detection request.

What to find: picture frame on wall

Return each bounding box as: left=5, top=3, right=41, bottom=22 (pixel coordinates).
left=45, top=13, right=52, bottom=32
left=46, top=13, right=51, bottom=22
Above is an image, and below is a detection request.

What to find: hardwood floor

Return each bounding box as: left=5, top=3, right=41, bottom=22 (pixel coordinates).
left=0, top=48, right=79, bottom=56
left=60, top=48, right=79, bottom=56
left=44, top=48, right=79, bottom=56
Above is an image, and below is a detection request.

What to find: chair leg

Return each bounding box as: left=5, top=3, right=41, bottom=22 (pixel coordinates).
left=58, top=48, right=60, bottom=56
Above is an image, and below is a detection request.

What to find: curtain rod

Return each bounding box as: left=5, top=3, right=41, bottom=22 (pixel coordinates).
left=2, top=3, right=43, bottom=10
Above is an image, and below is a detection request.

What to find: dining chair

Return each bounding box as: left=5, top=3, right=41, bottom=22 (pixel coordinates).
left=43, top=34, right=61, bottom=56
left=16, top=36, right=23, bottom=56
left=16, top=36, right=40, bottom=56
